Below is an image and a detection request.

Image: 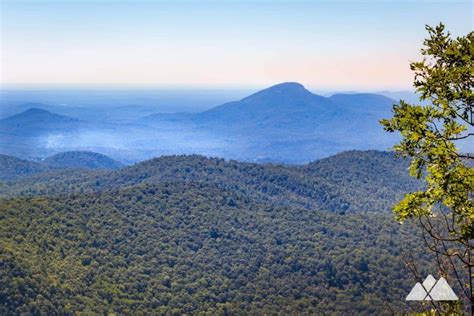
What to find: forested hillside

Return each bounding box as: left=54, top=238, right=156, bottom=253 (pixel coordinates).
left=42, top=151, right=124, bottom=170
left=0, top=151, right=123, bottom=181
left=0, top=150, right=432, bottom=314
left=0, top=151, right=419, bottom=214
left=0, top=154, right=48, bottom=181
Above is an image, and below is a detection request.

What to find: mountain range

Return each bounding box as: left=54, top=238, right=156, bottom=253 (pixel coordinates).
left=0, top=82, right=410, bottom=163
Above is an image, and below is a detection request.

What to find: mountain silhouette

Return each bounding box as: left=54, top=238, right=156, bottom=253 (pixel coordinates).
left=194, top=82, right=337, bottom=129
left=186, top=82, right=399, bottom=162
left=43, top=151, right=124, bottom=170
left=0, top=108, right=81, bottom=136
left=329, top=93, right=395, bottom=113
left=0, top=84, right=406, bottom=163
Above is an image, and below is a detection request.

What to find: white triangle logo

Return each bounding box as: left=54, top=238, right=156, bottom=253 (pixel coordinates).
left=429, top=277, right=459, bottom=301
left=422, top=275, right=436, bottom=292
left=422, top=274, right=437, bottom=300
left=406, top=282, right=428, bottom=300
left=406, top=275, right=458, bottom=301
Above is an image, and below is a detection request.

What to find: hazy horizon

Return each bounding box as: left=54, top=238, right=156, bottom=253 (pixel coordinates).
left=0, top=82, right=417, bottom=94
left=2, top=0, right=472, bottom=90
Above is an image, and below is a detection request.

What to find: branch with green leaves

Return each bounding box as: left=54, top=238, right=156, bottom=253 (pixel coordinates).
left=381, top=22, right=473, bottom=314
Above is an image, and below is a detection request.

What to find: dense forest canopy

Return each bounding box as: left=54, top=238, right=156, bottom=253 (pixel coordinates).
left=0, top=150, right=441, bottom=314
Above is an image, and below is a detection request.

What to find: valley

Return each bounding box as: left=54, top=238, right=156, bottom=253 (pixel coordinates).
left=0, top=83, right=410, bottom=164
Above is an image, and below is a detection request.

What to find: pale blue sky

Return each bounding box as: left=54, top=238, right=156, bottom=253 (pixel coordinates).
left=1, top=0, right=472, bottom=89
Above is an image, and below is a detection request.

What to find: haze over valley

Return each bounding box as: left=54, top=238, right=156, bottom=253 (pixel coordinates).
left=0, top=82, right=435, bottom=164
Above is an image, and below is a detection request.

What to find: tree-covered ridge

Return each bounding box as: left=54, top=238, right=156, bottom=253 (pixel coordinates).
left=0, top=151, right=420, bottom=214
left=0, top=181, right=432, bottom=315
left=0, top=150, right=437, bottom=314
left=0, top=151, right=123, bottom=181
left=0, top=154, right=48, bottom=181
left=42, top=151, right=125, bottom=170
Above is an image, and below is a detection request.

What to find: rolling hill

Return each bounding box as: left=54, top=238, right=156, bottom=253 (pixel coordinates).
left=0, top=150, right=419, bottom=213
left=0, top=151, right=124, bottom=181
left=0, top=154, right=48, bottom=181
left=0, top=150, right=431, bottom=315
left=43, top=151, right=124, bottom=170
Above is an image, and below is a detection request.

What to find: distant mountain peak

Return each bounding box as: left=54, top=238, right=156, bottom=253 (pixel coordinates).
left=268, top=82, right=305, bottom=90
left=329, top=93, right=396, bottom=108
left=195, top=81, right=335, bottom=129
left=240, top=82, right=314, bottom=103
left=21, top=108, right=52, bottom=115
left=0, top=107, right=81, bottom=136
left=2, top=108, right=79, bottom=122
left=255, top=82, right=307, bottom=94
